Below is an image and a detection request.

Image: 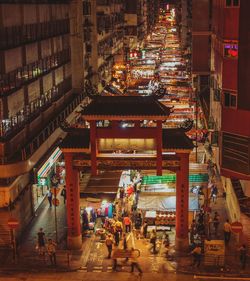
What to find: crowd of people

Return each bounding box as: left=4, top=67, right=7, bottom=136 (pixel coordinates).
left=188, top=160, right=248, bottom=269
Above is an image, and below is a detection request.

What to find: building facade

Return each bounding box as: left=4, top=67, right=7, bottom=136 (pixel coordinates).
left=0, top=0, right=85, bottom=245
left=124, top=0, right=159, bottom=51
left=210, top=0, right=250, bottom=181
left=83, top=0, right=124, bottom=92
left=191, top=0, right=211, bottom=123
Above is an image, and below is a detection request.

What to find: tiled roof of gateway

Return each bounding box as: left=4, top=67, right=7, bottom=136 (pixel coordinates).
left=60, top=128, right=194, bottom=150
left=162, top=128, right=194, bottom=150
left=60, top=128, right=90, bottom=149
left=81, top=96, right=171, bottom=117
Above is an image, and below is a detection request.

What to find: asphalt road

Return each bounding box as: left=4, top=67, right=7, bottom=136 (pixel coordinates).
left=1, top=272, right=250, bottom=281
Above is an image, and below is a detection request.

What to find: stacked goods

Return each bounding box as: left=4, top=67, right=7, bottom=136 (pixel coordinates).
left=155, top=211, right=176, bottom=226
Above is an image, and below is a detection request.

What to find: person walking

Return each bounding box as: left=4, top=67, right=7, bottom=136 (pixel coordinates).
left=239, top=244, right=247, bottom=270
left=150, top=229, right=157, bottom=254
left=115, top=219, right=123, bottom=238
left=123, top=216, right=132, bottom=233
left=37, top=228, right=46, bottom=256
left=61, top=186, right=66, bottom=204
left=47, top=239, right=57, bottom=266
left=223, top=219, right=231, bottom=245
left=190, top=244, right=202, bottom=267
left=47, top=189, right=53, bottom=208
left=135, top=213, right=142, bottom=239
left=210, top=184, right=218, bottom=203
left=130, top=249, right=143, bottom=275
left=105, top=234, right=114, bottom=259
left=123, top=233, right=128, bottom=250
left=114, top=229, right=120, bottom=246
left=190, top=219, right=196, bottom=244
left=213, top=212, right=220, bottom=237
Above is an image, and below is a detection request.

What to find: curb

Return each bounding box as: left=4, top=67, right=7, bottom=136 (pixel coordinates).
left=0, top=265, right=81, bottom=274
left=177, top=268, right=250, bottom=277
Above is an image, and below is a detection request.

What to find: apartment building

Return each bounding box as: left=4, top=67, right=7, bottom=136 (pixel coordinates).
left=191, top=0, right=211, bottom=122
left=0, top=0, right=84, bottom=245
left=209, top=0, right=250, bottom=182
left=83, top=0, right=124, bottom=92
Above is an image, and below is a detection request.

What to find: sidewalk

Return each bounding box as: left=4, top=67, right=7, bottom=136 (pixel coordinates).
left=0, top=190, right=76, bottom=272
left=1, top=167, right=250, bottom=276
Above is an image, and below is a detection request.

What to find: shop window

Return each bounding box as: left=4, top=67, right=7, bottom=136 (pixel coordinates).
left=223, top=92, right=237, bottom=108
left=224, top=43, right=238, bottom=58
left=225, top=0, right=239, bottom=6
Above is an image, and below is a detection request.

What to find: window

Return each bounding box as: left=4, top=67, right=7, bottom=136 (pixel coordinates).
left=214, top=89, right=221, bottom=102
left=231, top=95, right=237, bottom=107
left=225, top=0, right=239, bottom=6
left=224, top=92, right=230, bottom=107
left=224, top=43, right=238, bottom=58
left=223, top=92, right=237, bottom=108
left=233, top=0, right=239, bottom=6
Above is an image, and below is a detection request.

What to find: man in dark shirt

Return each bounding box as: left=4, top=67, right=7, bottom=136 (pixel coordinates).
left=37, top=228, right=46, bottom=256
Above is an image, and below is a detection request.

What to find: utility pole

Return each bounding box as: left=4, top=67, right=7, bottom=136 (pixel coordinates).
left=195, top=90, right=198, bottom=163
left=53, top=187, right=58, bottom=243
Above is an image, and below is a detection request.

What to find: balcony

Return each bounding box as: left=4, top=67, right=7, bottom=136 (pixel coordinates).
left=0, top=19, right=70, bottom=50
left=0, top=77, right=72, bottom=140
left=97, top=0, right=111, bottom=6
left=0, top=49, right=70, bottom=96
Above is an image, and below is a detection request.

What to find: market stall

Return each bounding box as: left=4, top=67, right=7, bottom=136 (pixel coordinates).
left=137, top=175, right=200, bottom=233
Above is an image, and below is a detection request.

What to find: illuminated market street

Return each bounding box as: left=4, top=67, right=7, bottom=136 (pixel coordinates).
left=0, top=0, right=250, bottom=280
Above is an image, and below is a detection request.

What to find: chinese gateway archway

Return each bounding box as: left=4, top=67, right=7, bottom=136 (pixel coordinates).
left=60, top=96, right=194, bottom=250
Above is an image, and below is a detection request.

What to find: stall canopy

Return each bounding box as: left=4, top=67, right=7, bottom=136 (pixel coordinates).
left=137, top=194, right=198, bottom=211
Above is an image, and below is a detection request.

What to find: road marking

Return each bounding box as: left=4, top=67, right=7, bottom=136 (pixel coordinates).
left=194, top=275, right=250, bottom=280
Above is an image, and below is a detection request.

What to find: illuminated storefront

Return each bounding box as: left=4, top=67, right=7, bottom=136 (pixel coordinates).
left=32, top=147, right=64, bottom=210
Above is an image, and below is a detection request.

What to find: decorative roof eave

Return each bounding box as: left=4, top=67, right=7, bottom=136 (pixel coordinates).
left=82, top=115, right=169, bottom=121
left=61, top=148, right=89, bottom=153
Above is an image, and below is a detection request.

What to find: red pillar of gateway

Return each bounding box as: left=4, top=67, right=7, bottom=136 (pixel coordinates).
left=156, top=120, right=163, bottom=176
left=90, top=120, right=97, bottom=175
left=175, top=152, right=190, bottom=251
left=64, top=152, right=82, bottom=250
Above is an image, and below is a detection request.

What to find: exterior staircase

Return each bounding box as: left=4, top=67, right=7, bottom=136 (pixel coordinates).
left=0, top=211, right=12, bottom=248
left=231, top=179, right=250, bottom=217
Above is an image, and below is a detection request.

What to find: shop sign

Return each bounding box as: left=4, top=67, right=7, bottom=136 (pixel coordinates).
left=73, top=159, right=91, bottom=167
left=52, top=198, right=60, bottom=206
left=38, top=177, right=48, bottom=186
left=52, top=187, right=60, bottom=196
left=8, top=218, right=19, bottom=229
left=231, top=221, right=243, bottom=234
left=73, top=159, right=179, bottom=170
left=37, top=147, right=62, bottom=178
left=204, top=240, right=225, bottom=255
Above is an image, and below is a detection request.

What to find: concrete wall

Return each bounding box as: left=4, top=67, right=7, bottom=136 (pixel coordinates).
left=241, top=180, right=250, bottom=197
left=221, top=176, right=241, bottom=221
